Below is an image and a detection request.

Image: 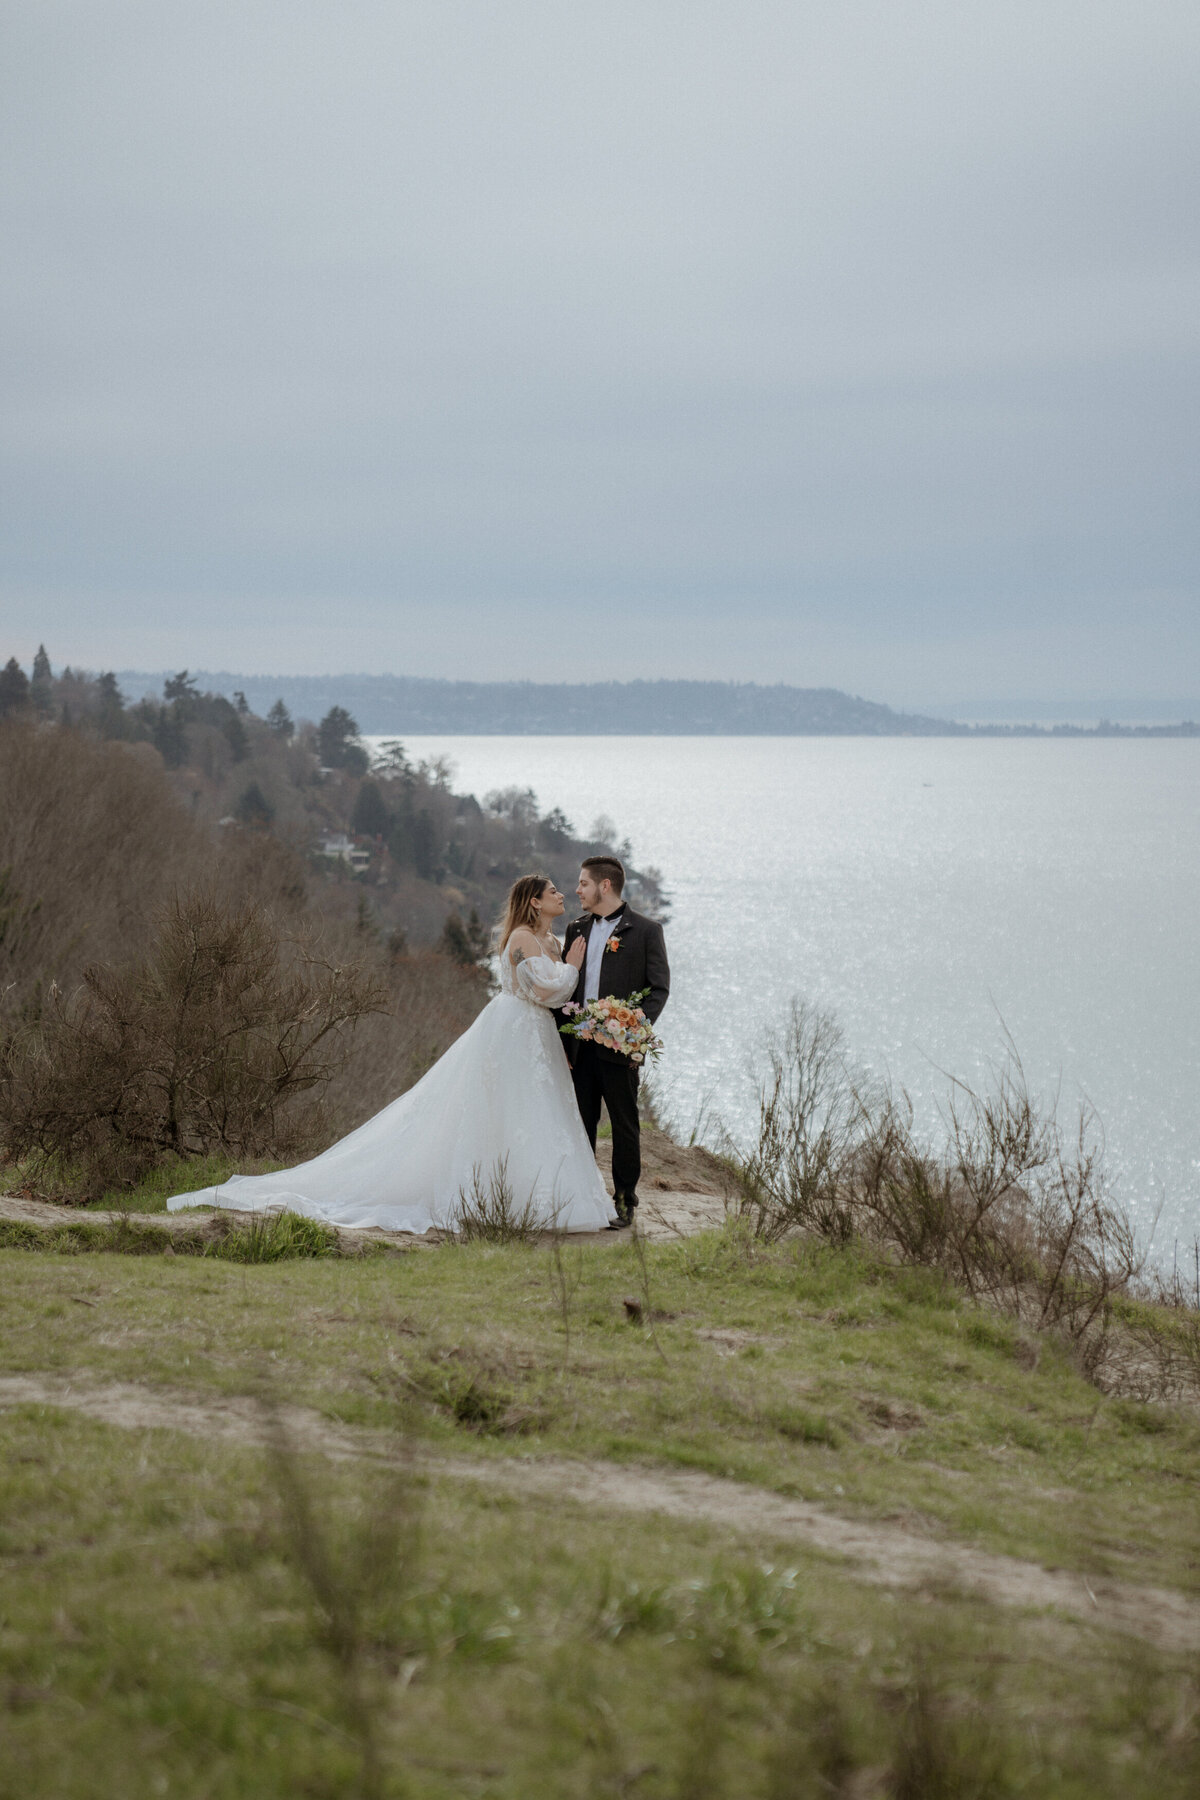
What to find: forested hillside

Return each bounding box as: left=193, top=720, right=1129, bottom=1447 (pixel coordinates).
left=0, top=650, right=657, bottom=1199
left=0, top=650, right=662, bottom=952
left=113, top=668, right=962, bottom=734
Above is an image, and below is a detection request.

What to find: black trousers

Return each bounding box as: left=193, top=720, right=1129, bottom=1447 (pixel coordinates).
left=571, top=1041, right=641, bottom=1199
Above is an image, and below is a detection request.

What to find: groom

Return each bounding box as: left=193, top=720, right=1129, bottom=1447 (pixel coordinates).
left=560, top=855, right=670, bottom=1228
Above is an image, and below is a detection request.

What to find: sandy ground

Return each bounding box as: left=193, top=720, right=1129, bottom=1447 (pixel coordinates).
left=2, top=1370, right=1198, bottom=1656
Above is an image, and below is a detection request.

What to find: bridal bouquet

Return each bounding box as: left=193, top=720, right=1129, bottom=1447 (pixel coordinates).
left=560, top=989, right=663, bottom=1065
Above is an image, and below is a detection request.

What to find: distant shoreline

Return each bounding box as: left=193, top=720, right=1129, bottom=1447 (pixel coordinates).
left=111, top=671, right=1200, bottom=739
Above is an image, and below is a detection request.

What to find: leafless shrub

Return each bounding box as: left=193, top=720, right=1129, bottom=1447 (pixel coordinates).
left=727, top=999, right=1143, bottom=1376
left=0, top=722, right=201, bottom=1019
left=724, top=1001, right=865, bottom=1244
left=1025, top=1113, right=1138, bottom=1365
left=862, top=1063, right=1138, bottom=1360
left=1153, top=1237, right=1200, bottom=1313
left=1117, top=1238, right=1200, bottom=1403
left=1127, top=1311, right=1200, bottom=1405
left=849, top=1092, right=959, bottom=1269
left=938, top=1048, right=1054, bottom=1301
left=1, top=889, right=385, bottom=1197
left=452, top=1158, right=546, bottom=1245
left=322, top=949, right=489, bottom=1131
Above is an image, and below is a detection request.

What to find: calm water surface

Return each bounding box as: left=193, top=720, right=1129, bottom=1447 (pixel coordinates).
left=376, top=736, right=1200, bottom=1248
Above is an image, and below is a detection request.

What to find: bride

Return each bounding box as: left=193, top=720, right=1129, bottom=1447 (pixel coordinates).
left=166, top=875, right=618, bottom=1234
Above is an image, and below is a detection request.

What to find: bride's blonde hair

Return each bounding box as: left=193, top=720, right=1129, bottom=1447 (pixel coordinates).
left=498, top=873, right=552, bottom=951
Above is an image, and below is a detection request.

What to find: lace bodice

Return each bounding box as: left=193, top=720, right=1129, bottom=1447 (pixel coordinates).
left=499, top=940, right=579, bottom=1007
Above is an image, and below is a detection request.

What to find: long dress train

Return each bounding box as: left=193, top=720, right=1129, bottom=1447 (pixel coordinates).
left=165, top=948, right=616, bottom=1233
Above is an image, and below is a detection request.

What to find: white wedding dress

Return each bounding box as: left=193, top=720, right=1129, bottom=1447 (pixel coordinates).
left=165, top=944, right=616, bottom=1233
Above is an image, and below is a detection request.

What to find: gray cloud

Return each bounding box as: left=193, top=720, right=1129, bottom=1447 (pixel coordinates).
left=2, top=0, right=1198, bottom=707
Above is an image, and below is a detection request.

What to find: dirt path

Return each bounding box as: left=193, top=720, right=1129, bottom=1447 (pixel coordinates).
left=3, top=1372, right=1197, bottom=1656
left=0, top=1189, right=728, bottom=1246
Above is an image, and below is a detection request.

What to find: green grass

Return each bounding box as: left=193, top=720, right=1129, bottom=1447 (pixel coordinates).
left=1, top=1399, right=1197, bottom=1798
left=2, top=1222, right=1198, bottom=1589
left=109, top=1151, right=308, bottom=1214
left=2, top=1221, right=1199, bottom=1795
left=0, top=1210, right=350, bottom=1263
left=2, top=1151, right=287, bottom=1213
left=101, top=1151, right=248, bottom=1211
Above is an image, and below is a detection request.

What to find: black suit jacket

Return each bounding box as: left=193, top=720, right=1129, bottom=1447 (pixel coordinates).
left=557, top=906, right=670, bottom=1066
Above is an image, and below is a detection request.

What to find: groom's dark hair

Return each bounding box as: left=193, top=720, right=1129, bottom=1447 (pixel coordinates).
left=581, top=854, right=625, bottom=894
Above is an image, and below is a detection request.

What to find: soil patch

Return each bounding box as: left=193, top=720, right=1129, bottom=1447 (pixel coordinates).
left=596, top=1130, right=730, bottom=1198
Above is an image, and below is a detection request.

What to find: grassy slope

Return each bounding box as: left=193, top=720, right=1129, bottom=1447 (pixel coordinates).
left=2, top=1226, right=1199, bottom=1797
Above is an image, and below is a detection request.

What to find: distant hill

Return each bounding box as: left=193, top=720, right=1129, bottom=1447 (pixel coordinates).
left=114, top=673, right=968, bottom=736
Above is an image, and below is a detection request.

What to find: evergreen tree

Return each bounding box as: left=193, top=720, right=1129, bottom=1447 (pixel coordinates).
left=233, top=690, right=250, bottom=715
left=438, top=907, right=490, bottom=966
left=539, top=805, right=575, bottom=850
left=267, top=699, right=294, bottom=739
left=30, top=645, right=53, bottom=716
left=350, top=778, right=390, bottom=839
left=152, top=706, right=188, bottom=768
left=96, top=671, right=126, bottom=737
left=0, top=657, right=31, bottom=718
left=219, top=706, right=249, bottom=762
left=317, top=705, right=368, bottom=774
left=385, top=810, right=412, bottom=865
left=163, top=670, right=198, bottom=705
left=234, top=781, right=274, bottom=826
left=373, top=738, right=410, bottom=777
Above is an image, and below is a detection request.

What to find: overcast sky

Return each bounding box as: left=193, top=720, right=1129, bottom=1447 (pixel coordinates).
left=3, top=1, right=1198, bottom=711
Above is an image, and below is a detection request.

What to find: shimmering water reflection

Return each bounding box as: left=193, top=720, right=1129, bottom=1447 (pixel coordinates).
left=371, top=735, right=1200, bottom=1249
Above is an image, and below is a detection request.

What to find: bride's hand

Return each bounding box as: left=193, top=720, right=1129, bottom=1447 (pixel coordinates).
left=565, top=936, right=586, bottom=970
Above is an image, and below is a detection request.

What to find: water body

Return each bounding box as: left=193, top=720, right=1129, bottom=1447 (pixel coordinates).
left=370, top=736, right=1200, bottom=1251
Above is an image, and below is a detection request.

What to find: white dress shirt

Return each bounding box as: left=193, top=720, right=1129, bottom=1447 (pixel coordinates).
left=583, top=906, right=626, bottom=1001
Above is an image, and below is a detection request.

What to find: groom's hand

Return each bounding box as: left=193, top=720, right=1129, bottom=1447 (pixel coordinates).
left=565, top=936, right=586, bottom=970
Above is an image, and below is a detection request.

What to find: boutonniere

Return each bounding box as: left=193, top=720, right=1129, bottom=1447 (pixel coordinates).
left=606, top=933, right=622, bottom=953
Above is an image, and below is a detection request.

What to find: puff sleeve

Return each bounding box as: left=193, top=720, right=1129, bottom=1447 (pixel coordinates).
left=513, top=954, right=579, bottom=1008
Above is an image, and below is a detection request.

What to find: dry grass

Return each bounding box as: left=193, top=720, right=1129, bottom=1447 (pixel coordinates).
left=450, top=1160, right=548, bottom=1245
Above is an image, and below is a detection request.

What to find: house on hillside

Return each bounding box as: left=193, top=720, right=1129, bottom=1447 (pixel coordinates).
left=317, top=832, right=371, bottom=872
